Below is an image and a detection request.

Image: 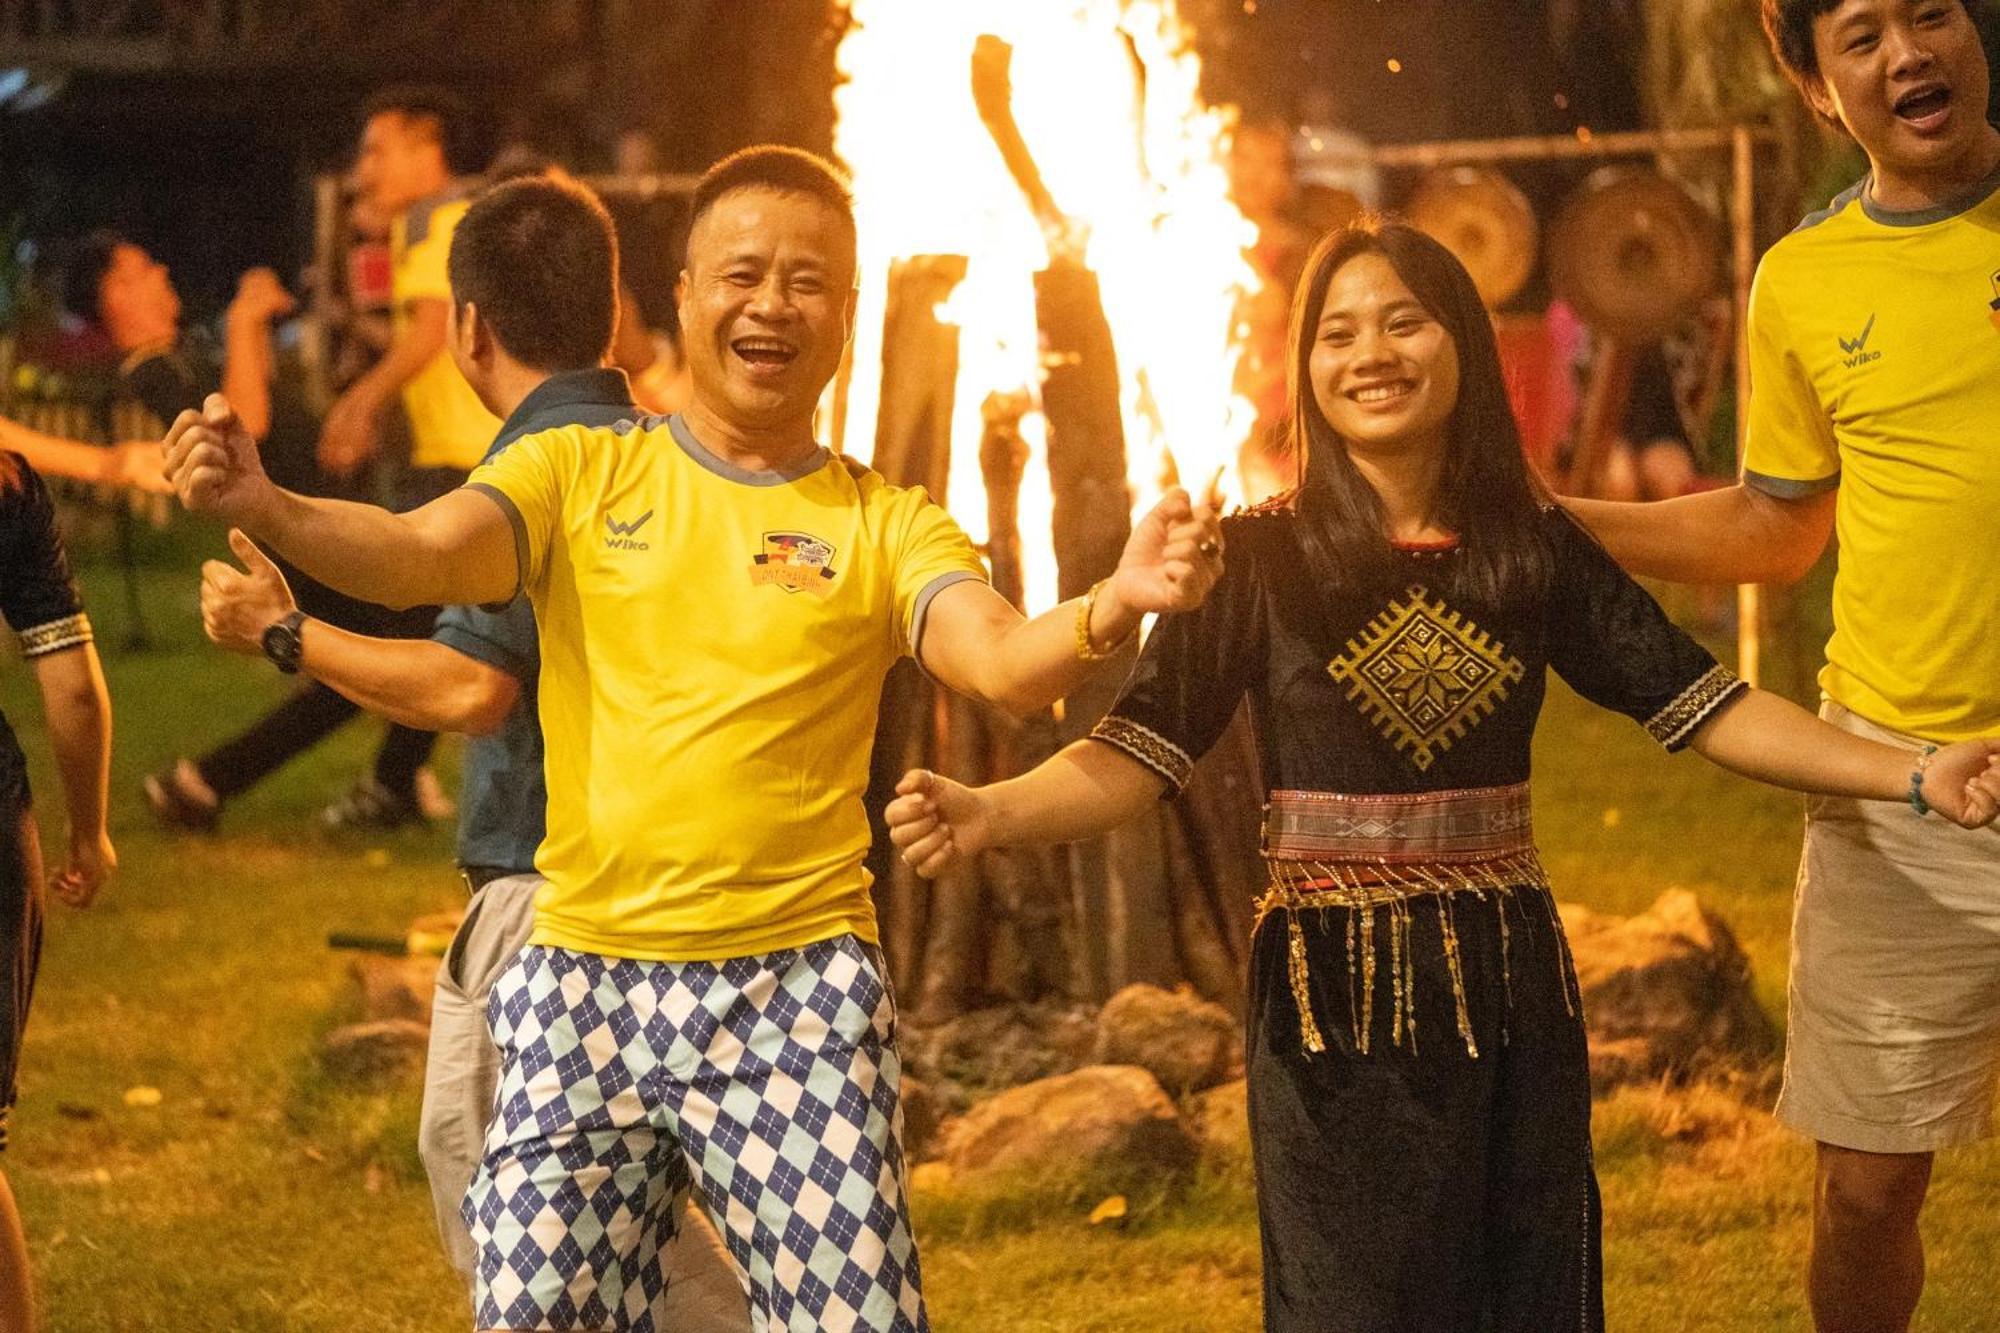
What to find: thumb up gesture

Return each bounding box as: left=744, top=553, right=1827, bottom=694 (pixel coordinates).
left=201, top=528, right=299, bottom=657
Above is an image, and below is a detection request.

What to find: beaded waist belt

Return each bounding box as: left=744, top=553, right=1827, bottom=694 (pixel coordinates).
left=1255, top=783, right=1559, bottom=1059
left=1262, top=782, right=1534, bottom=864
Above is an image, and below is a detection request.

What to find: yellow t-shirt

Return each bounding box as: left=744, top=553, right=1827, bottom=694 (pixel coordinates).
left=393, top=192, right=499, bottom=470
left=468, top=414, right=989, bottom=961
left=1744, top=171, right=2000, bottom=741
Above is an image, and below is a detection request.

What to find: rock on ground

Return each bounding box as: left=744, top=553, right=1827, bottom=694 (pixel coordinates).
left=1561, top=888, right=1777, bottom=1091
left=1093, top=984, right=1240, bottom=1095
left=348, top=955, right=438, bottom=1025
left=938, top=1065, right=1198, bottom=1185
left=321, top=1020, right=430, bottom=1085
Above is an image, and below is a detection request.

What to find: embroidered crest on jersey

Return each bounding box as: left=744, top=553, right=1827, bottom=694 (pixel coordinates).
left=751, top=531, right=839, bottom=597
left=1327, top=586, right=1525, bottom=770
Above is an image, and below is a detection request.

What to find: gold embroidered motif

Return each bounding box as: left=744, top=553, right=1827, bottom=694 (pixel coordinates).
left=1089, top=716, right=1194, bottom=791
left=1644, top=663, right=1747, bottom=750
left=1327, top=587, right=1524, bottom=771
left=17, top=613, right=92, bottom=659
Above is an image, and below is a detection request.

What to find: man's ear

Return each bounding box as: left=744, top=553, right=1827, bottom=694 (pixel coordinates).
left=1801, top=73, right=1839, bottom=125
left=457, top=300, right=492, bottom=360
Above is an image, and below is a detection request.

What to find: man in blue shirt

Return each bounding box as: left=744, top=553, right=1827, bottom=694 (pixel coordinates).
left=196, top=173, right=746, bottom=1328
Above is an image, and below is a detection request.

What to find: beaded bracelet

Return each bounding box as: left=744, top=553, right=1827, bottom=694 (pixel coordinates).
left=1074, top=578, right=1135, bottom=662
left=1908, top=744, right=1939, bottom=817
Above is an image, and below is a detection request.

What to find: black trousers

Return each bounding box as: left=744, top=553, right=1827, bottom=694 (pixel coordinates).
left=0, top=761, right=44, bottom=1153
left=1248, top=883, right=1604, bottom=1333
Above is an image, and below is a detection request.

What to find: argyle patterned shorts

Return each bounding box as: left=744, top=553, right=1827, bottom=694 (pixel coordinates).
left=464, top=934, right=927, bottom=1332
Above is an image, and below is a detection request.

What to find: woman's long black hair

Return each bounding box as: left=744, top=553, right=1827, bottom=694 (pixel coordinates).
left=1284, top=218, right=1553, bottom=610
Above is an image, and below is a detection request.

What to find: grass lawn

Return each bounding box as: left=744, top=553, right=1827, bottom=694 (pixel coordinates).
left=2, top=519, right=1995, bottom=1331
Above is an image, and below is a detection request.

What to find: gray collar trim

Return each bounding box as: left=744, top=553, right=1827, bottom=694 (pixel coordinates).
left=667, top=414, right=830, bottom=486
left=1858, top=156, right=2000, bottom=227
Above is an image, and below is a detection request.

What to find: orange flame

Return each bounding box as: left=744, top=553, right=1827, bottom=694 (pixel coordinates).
left=834, top=0, right=1261, bottom=612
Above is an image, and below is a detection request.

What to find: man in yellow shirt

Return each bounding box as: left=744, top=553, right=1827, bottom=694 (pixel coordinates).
left=1569, top=4, right=2000, bottom=1329
left=316, top=85, right=502, bottom=828
left=163, top=146, right=1222, bottom=1332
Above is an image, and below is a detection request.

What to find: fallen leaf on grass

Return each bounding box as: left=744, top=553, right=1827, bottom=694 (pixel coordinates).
left=1088, top=1195, right=1129, bottom=1227
left=302, top=1145, right=327, bottom=1164
left=363, top=1162, right=385, bottom=1194
left=122, top=1086, right=162, bottom=1108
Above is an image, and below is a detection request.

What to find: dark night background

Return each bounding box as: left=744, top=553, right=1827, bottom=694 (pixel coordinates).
left=2, top=0, right=1998, bottom=321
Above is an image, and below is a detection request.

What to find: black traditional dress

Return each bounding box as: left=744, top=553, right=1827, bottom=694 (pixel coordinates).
left=0, top=453, right=94, bottom=1149
left=1090, top=500, right=1745, bottom=1333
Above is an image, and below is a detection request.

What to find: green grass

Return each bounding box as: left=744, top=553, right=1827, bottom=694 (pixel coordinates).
left=1, top=523, right=1994, bottom=1330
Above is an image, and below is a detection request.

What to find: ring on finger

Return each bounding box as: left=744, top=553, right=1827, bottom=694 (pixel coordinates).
left=1197, top=538, right=1220, bottom=559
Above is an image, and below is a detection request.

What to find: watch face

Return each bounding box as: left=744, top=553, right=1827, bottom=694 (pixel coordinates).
left=262, top=617, right=303, bottom=672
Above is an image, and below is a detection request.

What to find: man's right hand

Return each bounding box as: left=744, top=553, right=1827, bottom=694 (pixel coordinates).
left=228, top=267, right=296, bottom=326
left=164, top=393, right=276, bottom=526
left=316, top=386, right=382, bottom=477
left=886, top=769, right=995, bottom=879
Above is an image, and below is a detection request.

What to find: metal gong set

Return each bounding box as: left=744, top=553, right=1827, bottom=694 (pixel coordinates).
left=1403, top=164, right=1722, bottom=493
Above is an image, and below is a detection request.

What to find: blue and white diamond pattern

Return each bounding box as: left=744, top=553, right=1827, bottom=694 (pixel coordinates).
left=467, top=936, right=926, bottom=1332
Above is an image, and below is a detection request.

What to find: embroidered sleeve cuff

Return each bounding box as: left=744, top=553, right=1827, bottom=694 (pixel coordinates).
left=17, top=612, right=93, bottom=659
left=1089, top=716, right=1194, bottom=795
left=1645, top=663, right=1750, bottom=751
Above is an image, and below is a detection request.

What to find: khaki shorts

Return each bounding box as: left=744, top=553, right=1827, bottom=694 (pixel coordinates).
left=1775, top=703, right=2000, bottom=1153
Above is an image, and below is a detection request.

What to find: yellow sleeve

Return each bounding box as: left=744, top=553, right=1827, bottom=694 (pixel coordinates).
left=1742, top=258, right=1841, bottom=497
left=466, top=427, right=579, bottom=595
left=394, top=201, right=462, bottom=308
left=889, top=485, right=989, bottom=658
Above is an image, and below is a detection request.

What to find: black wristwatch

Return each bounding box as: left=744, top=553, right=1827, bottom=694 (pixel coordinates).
left=260, top=610, right=308, bottom=675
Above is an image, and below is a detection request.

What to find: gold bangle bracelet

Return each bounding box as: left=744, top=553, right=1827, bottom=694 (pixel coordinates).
left=1074, top=578, right=1134, bottom=662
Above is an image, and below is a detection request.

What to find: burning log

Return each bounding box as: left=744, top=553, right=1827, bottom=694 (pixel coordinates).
left=843, top=2, right=1269, bottom=1013
left=972, top=33, right=1132, bottom=599
left=864, top=257, right=967, bottom=997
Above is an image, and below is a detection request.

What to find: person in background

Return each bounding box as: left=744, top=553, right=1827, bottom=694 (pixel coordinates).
left=68, top=233, right=446, bottom=836
left=309, top=85, right=501, bottom=828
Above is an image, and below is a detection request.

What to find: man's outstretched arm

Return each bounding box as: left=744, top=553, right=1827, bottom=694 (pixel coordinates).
left=918, top=484, right=1223, bottom=718
left=164, top=393, right=516, bottom=609
left=1564, top=482, right=1836, bottom=587
left=199, top=528, right=521, bottom=734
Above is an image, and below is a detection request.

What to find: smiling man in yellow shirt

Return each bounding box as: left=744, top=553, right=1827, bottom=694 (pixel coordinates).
left=1568, top=4, right=2000, bottom=1329
left=163, top=146, right=1222, bottom=1333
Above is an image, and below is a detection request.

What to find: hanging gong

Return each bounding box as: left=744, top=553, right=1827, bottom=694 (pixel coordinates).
left=1406, top=167, right=1539, bottom=309
left=1548, top=167, right=1720, bottom=343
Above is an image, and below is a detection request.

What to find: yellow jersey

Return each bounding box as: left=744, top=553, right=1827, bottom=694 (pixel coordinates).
left=468, top=413, right=988, bottom=960
left=1744, top=169, right=2000, bottom=741
left=393, top=190, right=499, bottom=471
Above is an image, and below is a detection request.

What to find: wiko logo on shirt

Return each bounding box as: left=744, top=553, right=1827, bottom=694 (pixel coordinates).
left=604, top=510, right=654, bottom=551
left=1839, top=314, right=1881, bottom=369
